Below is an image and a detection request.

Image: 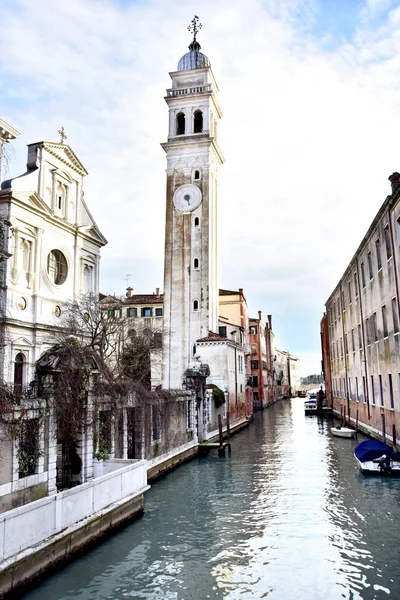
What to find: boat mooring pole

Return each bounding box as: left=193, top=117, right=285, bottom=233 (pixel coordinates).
left=356, top=409, right=359, bottom=438
left=218, top=414, right=225, bottom=457
left=393, top=424, right=397, bottom=450
left=226, top=408, right=231, bottom=454
left=382, top=413, right=386, bottom=444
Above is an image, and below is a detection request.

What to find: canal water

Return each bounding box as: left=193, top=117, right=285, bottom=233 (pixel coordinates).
left=22, top=398, right=400, bottom=600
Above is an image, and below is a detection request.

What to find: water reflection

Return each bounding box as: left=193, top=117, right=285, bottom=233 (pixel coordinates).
left=22, top=399, right=400, bottom=600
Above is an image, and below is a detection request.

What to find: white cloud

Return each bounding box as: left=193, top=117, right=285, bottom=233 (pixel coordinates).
left=2, top=0, right=400, bottom=376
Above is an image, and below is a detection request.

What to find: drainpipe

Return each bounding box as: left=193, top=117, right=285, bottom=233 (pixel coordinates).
left=257, top=311, right=262, bottom=408
left=356, top=261, right=370, bottom=419
left=387, top=174, right=400, bottom=335
left=339, top=284, right=350, bottom=417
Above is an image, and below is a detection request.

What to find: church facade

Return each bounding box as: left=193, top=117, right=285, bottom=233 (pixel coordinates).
left=0, top=139, right=107, bottom=387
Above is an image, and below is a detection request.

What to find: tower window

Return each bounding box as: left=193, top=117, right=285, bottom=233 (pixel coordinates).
left=193, top=300, right=199, bottom=311
left=176, top=112, right=185, bottom=135
left=193, top=110, right=203, bottom=133
left=194, top=217, right=200, bottom=227
left=193, top=258, right=199, bottom=269
left=194, top=170, right=200, bottom=180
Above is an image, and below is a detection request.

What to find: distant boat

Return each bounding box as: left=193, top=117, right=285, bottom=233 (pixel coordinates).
left=354, top=440, right=400, bottom=475
left=304, top=398, right=317, bottom=414
left=308, top=392, right=317, bottom=399
left=331, top=426, right=355, bottom=439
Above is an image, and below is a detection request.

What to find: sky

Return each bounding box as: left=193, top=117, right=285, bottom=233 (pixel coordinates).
left=2, top=0, right=400, bottom=376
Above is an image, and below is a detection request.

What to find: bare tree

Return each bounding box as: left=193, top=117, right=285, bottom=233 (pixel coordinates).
left=0, top=141, right=15, bottom=183
left=50, top=293, right=125, bottom=380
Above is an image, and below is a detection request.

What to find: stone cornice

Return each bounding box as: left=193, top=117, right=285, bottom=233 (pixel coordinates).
left=161, top=136, right=224, bottom=164
left=0, top=118, right=20, bottom=143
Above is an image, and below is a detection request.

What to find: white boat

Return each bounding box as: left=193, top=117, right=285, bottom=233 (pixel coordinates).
left=354, top=440, right=400, bottom=476
left=304, top=399, right=317, bottom=414
left=331, top=426, right=355, bottom=439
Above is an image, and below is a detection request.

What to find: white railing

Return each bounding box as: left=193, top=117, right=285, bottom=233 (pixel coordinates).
left=0, top=459, right=148, bottom=562
left=166, top=84, right=212, bottom=97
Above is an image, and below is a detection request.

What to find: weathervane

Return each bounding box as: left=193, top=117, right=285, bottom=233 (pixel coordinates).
left=188, top=15, right=202, bottom=41
left=58, top=126, right=67, bottom=144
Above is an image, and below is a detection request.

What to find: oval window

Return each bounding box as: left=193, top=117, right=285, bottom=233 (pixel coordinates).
left=47, top=250, right=68, bottom=285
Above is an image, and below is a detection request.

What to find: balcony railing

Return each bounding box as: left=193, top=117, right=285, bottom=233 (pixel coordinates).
left=166, top=84, right=212, bottom=97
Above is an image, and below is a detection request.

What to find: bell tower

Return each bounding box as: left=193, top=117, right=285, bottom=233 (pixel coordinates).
left=161, top=17, right=224, bottom=390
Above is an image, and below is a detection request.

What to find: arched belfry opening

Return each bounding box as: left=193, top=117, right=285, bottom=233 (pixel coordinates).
left=193, top=110, right=203, bottom=133
left=176, top=112, right=185, bottom=135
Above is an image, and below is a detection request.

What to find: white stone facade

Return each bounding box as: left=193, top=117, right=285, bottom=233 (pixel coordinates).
left=0, top=141, right=107, bottom=386
left=0, top=140, right=106, bottom=507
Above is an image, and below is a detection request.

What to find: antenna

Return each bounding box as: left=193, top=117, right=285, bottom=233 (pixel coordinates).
left=125, top=273, right=132, bottom=287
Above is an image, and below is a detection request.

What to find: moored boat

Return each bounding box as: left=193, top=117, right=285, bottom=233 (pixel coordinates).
left=304, top=399, right=317, bottom=415
left=331, top=426, right=355, bottom=439
left=354, top=440, right=400, bottom=475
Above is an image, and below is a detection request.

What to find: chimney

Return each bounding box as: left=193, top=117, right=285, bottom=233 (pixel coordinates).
left=126, top=287, right=133, bottom=298
left=156, top=287, right=160, bottom=296
left=239, top=287, right=243, bottom=295
left=389, top=172, right=400, bottom=194
left=268, top=314, right=272, bottom=330
left=258, top=310, right=262, bottom=321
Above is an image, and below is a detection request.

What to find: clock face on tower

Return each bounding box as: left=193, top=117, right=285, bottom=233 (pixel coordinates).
left=173, top=184, right=202, bottom=212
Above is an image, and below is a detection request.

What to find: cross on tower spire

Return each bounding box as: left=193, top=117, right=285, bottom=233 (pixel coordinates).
left=58, top=126, right=67, bottom=144
left=187, top=15, right=202, bottom=41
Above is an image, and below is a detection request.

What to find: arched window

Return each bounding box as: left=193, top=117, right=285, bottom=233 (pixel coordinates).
left=14, top=353, right=25, bottom=390
left=193, top=110, right=203, bottom=133
left=194, top=170, right=200, bottom=180
left=193, top=258, right=199, bottom=269
left=20, top=240, right=30, bottom=272
left=194, top=217, right=200, bottom=227
left=176, top=112, right=185, bottom=135
left=83, top=265, right=92, bottom=292
left=193, top=300, right=199, bottom=311
left=56, top=182, right=65, bottom=211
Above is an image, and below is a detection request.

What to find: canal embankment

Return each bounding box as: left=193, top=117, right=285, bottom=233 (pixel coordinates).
left=18, top=397, right=400, bottom=600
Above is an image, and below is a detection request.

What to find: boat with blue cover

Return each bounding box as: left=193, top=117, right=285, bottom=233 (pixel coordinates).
left=354, top=440, right=400, bottom=475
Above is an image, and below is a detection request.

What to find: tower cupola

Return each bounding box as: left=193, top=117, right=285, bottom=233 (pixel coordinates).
left=177, top=15, right=210, bottom=71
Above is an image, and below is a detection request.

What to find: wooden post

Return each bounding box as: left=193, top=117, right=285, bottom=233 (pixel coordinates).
left=226, top=407, right=231, bottom=454
left=392, top=424, right=397, bottom=450
left=382, top=413, right=386, bottom=444
left=355, top=409, right=359, bottom=437
left=218, top=414, right=225, bottom=456
left=340, top=404, right=343, bottom=426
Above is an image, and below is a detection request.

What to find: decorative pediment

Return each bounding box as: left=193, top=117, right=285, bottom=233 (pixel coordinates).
left=12, top=336, right=34, bottom=348
left=78, top=224, right=108, bottom=246
left=29, top=142, right=88, bottom=176
left=51, top=168, right=74, bottom=183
